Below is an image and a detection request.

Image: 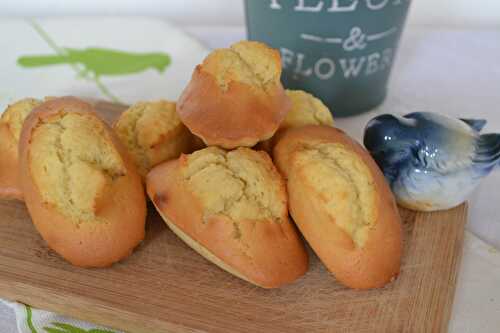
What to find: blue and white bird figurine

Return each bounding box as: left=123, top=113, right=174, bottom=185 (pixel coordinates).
left=364, top=112, right=500, bottom=211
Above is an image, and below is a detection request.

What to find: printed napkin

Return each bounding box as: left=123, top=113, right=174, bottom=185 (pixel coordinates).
left=0, top=17, right=208, bottom=111
left=3, top=300, right=121, bottom=333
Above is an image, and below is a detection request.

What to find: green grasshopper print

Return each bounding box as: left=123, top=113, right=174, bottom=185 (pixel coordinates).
left=18, top=48, right=170, bottom=77
left=18, top=20, right=171, bottom=103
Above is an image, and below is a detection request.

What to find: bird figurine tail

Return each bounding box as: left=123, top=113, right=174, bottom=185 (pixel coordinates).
left=474, top=133, right=500, bottom=169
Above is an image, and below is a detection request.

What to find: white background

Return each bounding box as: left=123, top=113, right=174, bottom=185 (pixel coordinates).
left=1, top=0, right=500, bottom=28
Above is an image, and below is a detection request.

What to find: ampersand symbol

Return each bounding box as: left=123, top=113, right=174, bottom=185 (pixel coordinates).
left=343, top=27, right=367, bottom=51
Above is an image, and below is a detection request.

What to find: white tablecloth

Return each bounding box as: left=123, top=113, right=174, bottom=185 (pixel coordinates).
left=1, top=22, right=499, bottom=332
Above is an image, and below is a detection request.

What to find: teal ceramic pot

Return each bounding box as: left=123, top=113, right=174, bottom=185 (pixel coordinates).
left=245, top=0, right=411, bottom=117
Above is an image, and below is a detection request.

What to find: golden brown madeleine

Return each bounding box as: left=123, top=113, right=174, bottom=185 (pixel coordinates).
left=147, top=147, right=308, bottom=288
left=113, top=100, right=198, bottom=179
left=177, top=41, right=291, bottom=149
left=0, top=98, right=42, bottom=200
left=258, top=89, right=334, bottom=153
left=274, top=125, right=402, bottom=289
left=281, top=90, right=334, bottom=130
left=19, top=97, right=146, bottom=267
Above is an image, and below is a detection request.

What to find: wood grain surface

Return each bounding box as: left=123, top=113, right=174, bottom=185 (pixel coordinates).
left=0, top=101, right=467, bottom=333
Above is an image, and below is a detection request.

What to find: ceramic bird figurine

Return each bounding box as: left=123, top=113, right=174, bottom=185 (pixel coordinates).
left=364, top=112, right=500, bottom=211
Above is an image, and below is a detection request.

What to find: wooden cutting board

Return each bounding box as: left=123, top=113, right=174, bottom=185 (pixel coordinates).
left=0, top=101, right=467, bottom=333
